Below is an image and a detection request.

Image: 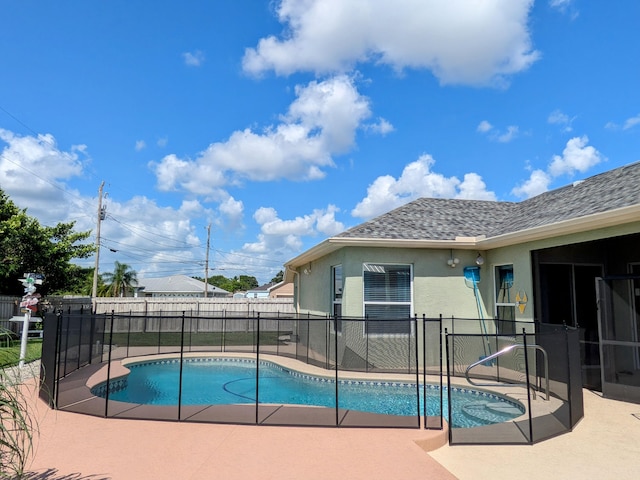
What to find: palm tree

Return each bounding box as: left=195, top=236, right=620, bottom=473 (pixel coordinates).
left=101, top=261, right=138, bottom=297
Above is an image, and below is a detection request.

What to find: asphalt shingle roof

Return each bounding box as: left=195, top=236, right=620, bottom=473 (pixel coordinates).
left=336, top=161, right=640, bottom=241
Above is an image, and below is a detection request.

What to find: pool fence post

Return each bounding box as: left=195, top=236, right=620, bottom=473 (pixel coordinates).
left=104, top=310, right=115, bottom=418
left=413, top=315, right=420, bottom=428
left=255, top=312, right=260, bottom=425
left=157, top=309, right=162, bottom=355
left=126, top=310, right=132, bottom=358
left=422, top=314, right=427, bottom=426
left=522, top=328, right=534, bottom=444
left=334, top=315, right=339, bottom=427
left=178, top=311, right=186, bottom=421
left=439, top=314, right=443, bottom=430
left=445, top=328, right=452, bottom=445
left=54, top=310, right=63, bottom=409
left=76, top=312, right=83, bottom=371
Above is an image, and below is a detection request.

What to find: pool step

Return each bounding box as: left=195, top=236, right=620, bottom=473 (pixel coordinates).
left=484, top=402, right=523, bottom=416
left=461, top=401, right=522, bottom=424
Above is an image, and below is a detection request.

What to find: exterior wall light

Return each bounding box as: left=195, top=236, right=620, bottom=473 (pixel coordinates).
left=476, top=253, right=485, bottom=266
left=447, top=251, right=460, bottom=268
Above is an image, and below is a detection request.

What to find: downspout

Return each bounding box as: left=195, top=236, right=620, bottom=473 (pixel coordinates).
left=286, top=266, right=300, bottom=314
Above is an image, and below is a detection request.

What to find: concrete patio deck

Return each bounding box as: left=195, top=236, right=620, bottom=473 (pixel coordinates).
left=11, top=363, right=640, bottom=480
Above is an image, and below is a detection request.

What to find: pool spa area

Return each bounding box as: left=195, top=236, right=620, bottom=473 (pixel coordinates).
left=41, top=311, right=584, bottom=446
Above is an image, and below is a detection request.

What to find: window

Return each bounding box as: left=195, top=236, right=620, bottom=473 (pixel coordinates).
left=363, top=263, right=412, bottom=334
left=331, top=265, right=342, bottom=332
left=495, top=265, right=516, bottom=334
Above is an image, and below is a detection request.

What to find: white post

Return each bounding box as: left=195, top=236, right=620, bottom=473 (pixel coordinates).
left=18, top=308, right=30, bottom=368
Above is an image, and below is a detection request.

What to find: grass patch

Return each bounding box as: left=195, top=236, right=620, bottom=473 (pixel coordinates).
left=0, top=339, right=43, bottom=369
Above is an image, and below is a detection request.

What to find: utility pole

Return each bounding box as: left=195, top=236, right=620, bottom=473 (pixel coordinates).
left=92, top=181, right=105, bottom=308
left=204, top=223, right=211, bottom=298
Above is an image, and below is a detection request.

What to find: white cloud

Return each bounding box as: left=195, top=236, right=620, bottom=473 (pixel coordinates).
left=457, top=173, right=496, bottom=200
left=497, top=125, right=519, bottom=143
left=511, top=169, right=551, bottom=198
left=217, top=195, right=244, bottom=232
left=182, top=50, right=205, bottom=67
left=135, top=140, right=146, bottom=151
left=151, top=75, right=372, bottom=195
left=94, top=197, right=210, bottom=278
left=549, top=0, right=578, bottom=18
left=623, top=114, right=640, bottom=130
left=365, top=117, right=395, bottom=135
left=512, top=136, right=604, bottom=199
left=352, top=154, right=496, bottom=219
left=477, top=120, right=493, bottom=133
left=0, top=129, right=88, bottom=224
left=477, top=122, right=519, bottom=143
left=548, top=136, right=603, bottom=177
left=157, top=137, right=168, bottom=148
left=240, top=204, right=345, bottom=262
left=548, top=109, right=574, bottom=132
left=243, top=0, right=539, bottom=86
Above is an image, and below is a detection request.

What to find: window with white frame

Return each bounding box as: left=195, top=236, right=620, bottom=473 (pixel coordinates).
left=363, top=263, right=412, bottom=334
left=331, top=265, right=342, bottom=332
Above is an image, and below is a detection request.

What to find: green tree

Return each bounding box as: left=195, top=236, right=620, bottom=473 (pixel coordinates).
left=270, top=270, right=284, bottom=284
left=197, top=274, right=259, bottom=293
left=101, top=261, right=138, bottom=297
left=235, top=275, right=258, bottom=291
left=0, top=189, right=94, bottom=296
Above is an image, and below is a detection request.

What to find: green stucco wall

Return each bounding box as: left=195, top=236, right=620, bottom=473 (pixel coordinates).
left=295, top=220, right=640, bottom=325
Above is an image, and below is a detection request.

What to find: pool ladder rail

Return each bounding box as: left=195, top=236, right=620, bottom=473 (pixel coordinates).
left=464, top=343, right=550, bottom=401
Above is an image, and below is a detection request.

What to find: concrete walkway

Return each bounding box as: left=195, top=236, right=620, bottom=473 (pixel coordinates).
left=430, top=389, right=640, bottom=479
left=12, top=363, right=640, bottom=480
left=19, top=378, right=453, bottom=480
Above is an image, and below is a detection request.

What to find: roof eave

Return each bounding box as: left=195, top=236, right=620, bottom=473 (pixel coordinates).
left=479, top=204, right=640, bottom=249
left=284, top=205, right=640, bottom=274
left=284, top=236, right=487, bottom=271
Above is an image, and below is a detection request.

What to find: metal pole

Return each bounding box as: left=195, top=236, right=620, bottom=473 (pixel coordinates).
left=204, top=223, right=211, bottom=298
left=18, top=309, right=30, bottom=368
left=92, top=181, right=105, bottom=308
left=413, top=315, right=420, bottom=428
left=335, top=316, right=339, bottom=427
left=255, top=313, right=260, bottom=425
left=445, top=328, right=452, bottom=444
left=422, top=315, right=427, bottom=425
left=178, top=312, right=186, bottom=421
left=522, top=328, right=534, bottom=444
left=104, top=310, right=115, bottom=418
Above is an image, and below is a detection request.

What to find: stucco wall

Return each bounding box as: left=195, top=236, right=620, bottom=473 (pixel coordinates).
left=299, top=247, right=487, bottom=320
left=295, top=221, right=640, bottom=324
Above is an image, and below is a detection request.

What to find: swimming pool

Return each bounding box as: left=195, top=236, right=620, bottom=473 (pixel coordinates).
left=92, top=357, right=525, bottom=428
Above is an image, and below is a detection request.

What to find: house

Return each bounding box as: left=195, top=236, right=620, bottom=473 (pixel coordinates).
left=284, top=161, right=640, bottom=404
left=244, top=283, right=272, bottom=298
left=243, top=282, right=293, bottom=299
left=268, top=281, right=294, bottom=299
left=136, top=275, right=230, bottom=298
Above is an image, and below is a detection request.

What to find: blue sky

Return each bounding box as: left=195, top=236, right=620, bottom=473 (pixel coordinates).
left=0, top=0, right=638, bottom=285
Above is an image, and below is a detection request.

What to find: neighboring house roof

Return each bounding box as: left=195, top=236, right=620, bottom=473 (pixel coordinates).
left=246, top=283, right=273, bottom=293
left=285, top=161, right=640, bottom=272
left=245, top=283, right=274, bottom=297
left=137, top=275, right=229, bottom=295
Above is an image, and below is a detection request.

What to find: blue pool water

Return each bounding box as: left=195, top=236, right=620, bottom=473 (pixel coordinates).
left=93, top=357, right=524, bottom=428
